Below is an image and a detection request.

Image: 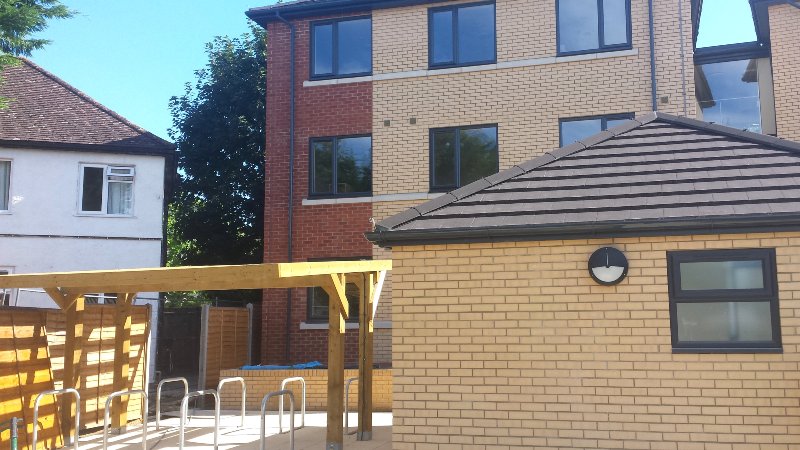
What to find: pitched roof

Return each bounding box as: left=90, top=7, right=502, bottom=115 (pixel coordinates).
left=366, top=112, right=800, bottom=247
left=0, top=58, right=174, bottom=156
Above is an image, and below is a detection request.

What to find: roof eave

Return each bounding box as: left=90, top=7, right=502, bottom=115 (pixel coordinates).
left=0, top=139, right=176, bottom=157
left=246, top=0, right=450, bottom=26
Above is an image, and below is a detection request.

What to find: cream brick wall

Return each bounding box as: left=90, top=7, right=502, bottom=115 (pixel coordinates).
left=768, top=4, right=800, bottom=142
left=391, top=232, right=800, bottom=449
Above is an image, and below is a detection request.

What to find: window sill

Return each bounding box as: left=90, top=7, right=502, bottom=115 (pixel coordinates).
left=302, top=192, right=443, bottom=206
left=0, top=210, right=11, bottom=215
left=556, top=46, right=633, bottom=58
left=300, top=321, right=392, bottom=330
left=75, top=213, right=135, bottom=218
left=672, top=346, right=782, bottom=354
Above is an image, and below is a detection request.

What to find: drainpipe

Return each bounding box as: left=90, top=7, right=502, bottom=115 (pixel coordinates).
left=648, top=0, right=658, bottom=111
left=275, top=11, right=296, bottom=363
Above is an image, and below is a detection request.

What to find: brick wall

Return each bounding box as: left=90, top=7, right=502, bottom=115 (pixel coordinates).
left=768, top=4, right=800, bottom=142
left=390, top=232, right=800, bottom=449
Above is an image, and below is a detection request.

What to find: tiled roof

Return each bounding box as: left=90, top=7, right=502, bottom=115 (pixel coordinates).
left=0, top=58, right=174, bottom=155
left=367, top=112, right=800, bottom=246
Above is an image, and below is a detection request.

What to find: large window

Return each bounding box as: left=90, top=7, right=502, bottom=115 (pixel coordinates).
left=557, top=0, right=631, bottom=55
left=0, top=160, right=9, bottom=211
left=311, top=17, right=372, bottom=79
left=79, top=164, right=135, bottom=215
left=310, top=135, right=372, bottom=197
left=308, top=283, right=361, bottom=322
left=429, top=2, right=496, bottom=68
left=695, top=58, right=764, bottom=133
left=559, top=113, right=633, bottom=146
left=431, top=125, right=498, bottom=191
left=667, top=249, right=781, bottom=352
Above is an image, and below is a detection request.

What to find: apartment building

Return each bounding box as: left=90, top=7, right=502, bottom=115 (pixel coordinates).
left=247, top=0, right=799, bottom=365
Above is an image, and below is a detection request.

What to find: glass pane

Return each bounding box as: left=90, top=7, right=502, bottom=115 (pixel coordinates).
left=312, top=141, right=334, bottom=195
left=309, top=287, right=330, bottom=320
left=457, top=3, right=495, bottom=64
left=680, top=260, right=764, bottom=290
left=337, top=18, right=371, bottom=75
left=558, top=0, right=599, bottom=53
left=602, top=0, right=628, bottom=46
left=695, top=59, right=761, bottom=132
left=313, top=23, right=333, bottom=75
left=605, top=117, right=631, bottom=129
left=0, top=161, right=9, bottom=210
left=432, top=130, right=457, bottom=188
left=431, top=10, right=454, bottom=64
left=460, top=126, right=499, bottom=185
left=107, top=181, right=133, bottom=215
left=560, top=119, right=602, bottom=145
left=336, top=136, right=372, bottom=194
left=81, top=167, right=104, bottom=212
left=676, top=301, right=773, bottom=342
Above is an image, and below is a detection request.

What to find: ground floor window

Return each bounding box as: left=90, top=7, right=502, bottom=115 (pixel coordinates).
left=667, top=248, right=781, bottom=352
left=307, top=257, right=369, bottom=322
left=559, top=113, right=633, bottom=146
left=0, top=268, right=13, bottom=306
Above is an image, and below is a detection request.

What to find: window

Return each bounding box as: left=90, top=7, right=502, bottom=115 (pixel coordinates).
left=311, top=17, right=372, bottom=79
left=310, top=135, right=372, bottom=197
left=429, top=2, right=496, bottom=68
left=557, top=0, right=631, bottom=55
left=308, top=283, right=361, bottom=322
left=695, top=58, right=766, bottom=133
left=667, top=249, right=781, bottom=352
left=79, top=165, right=135, bottom=215
left=0, top=160, right=10, bottom=211
left=0, top=268, right=14, bottom=306
left=559, top=113, right=633, bottom=146
left=84, top=293, right=117, bottom=305
left=431, top=125, right=498, bottom=190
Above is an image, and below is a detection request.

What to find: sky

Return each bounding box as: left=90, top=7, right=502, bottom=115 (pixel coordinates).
left=28, top=0, right=756, bottom=141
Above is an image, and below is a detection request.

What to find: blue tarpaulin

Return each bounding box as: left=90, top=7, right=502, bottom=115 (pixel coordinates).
left=240, top=361, right=324, bottom=370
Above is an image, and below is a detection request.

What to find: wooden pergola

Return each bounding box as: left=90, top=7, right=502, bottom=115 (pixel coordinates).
left=0, top=260, right=391, bottom=450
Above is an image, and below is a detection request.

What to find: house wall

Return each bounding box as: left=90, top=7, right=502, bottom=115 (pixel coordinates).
left=768, top=3, right=800, bottom=142
left=391, top=232, right=800, bottom=449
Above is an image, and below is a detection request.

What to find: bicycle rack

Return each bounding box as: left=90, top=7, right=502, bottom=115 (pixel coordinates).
left=155, top=377, right=189, bottom=430
left=215, top=377, right=246, bottom=428
left=179, top=390, right=220, bottom=450
left=33, top=388, right=80, bottom=450
left=278, top=376, right=306, bottom=433
left=103, top=390, right=148, bottom=450
left=259, top=389, right=295, bottom=450
left=0, top=417, right=21, bottom=450
left=344, top=377, right=359, bottom=435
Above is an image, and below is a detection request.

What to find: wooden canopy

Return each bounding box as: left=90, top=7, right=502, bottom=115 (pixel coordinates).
left=0, top=260, right=391, bottom=449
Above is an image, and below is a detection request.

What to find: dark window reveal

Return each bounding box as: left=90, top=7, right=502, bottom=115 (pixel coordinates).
left=311, top=17, right=372, bottom=79
left=310, top=136, right=372, bottom=197
left=431, top=125, right=498, bottom=190
left=81, top=166, right=104, bottom=212
left=557, top=0, right=631, bottom=55
left=308, top=283, right=361, bottom=322
left=429, top=2, right=496, bottom=68
left=559, top=113, right=634, bottom=146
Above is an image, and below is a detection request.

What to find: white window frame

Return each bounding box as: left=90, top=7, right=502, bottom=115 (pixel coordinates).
left=77, top=163, right=135, bottom=216
left=0, top=267, right=17, bottom=306
left=0, top=159, right=11, bottom=213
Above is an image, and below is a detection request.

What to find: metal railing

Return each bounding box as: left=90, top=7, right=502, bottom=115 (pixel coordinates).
left=0, top=418, right=21, bottom=450
left=155, top=377, right=189, bottom=430
left=260, top=389, right=295, bottom=450
left=102, top=390, right=148, bottom=450
left=344, top=377, right=358, bottom=435
left=278, top=376, right=305, bottom=433
left=179, top=390, right=219, bottom=450
left=216, top=377, right=246, bottom=428
left=33, top=388, right=80, bottom=450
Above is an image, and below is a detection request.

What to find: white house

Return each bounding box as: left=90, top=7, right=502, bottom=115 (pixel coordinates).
left=0, top=59, right=175, bottom=378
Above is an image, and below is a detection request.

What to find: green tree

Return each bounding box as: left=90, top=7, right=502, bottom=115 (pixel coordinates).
left=167, top=27, right=266, bottom=305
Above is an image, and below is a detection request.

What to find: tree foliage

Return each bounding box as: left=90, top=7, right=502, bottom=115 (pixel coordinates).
left=167, top=27, right=266, bottom=304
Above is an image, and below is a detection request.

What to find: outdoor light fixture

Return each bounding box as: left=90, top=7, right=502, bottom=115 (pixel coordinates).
left=588, top=247, right=628, bottom=285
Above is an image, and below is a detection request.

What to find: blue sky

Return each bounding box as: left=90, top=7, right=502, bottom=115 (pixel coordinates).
left=29, top=0, right=756, bottom=141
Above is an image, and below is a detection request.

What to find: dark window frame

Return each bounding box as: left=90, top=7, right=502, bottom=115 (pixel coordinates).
left=558, top=113, right=634, bottom=146
left=427, top=1, right=497, bottom=69
left=306, top=256, right=371, bottom=323
left=555, top=0, right=633, bottom=57
left=308, top=134, right=373, bottom=198
left=667, top=248, right=782, bottom=353
left=309, top=15, right=373, bottom=80
left=429, top=124, right=499, bottom=192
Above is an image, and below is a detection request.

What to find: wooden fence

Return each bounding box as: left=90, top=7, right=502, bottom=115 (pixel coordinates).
left=199, top=305, right=251, bottom=390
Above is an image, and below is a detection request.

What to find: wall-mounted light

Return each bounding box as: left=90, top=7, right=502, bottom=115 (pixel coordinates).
left=588, top=247, right=628, bottom=286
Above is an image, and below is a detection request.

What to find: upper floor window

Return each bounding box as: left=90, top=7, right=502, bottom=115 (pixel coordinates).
left=79, top=164, right=135, bottom=216
left=429, top=2, right=496, bottom=68
left=431, top=125, right=498, bottom=191
left=557, top=0, right=631, bottom=55
left=0, top=160, right=10, bottom=211
left=311, top=17, right=372, bottom=79
left=559, top=113, right=633, bottom=146
left=310, top=135, right=372, bottom=197
left=695, top=58, right=767, bottom=134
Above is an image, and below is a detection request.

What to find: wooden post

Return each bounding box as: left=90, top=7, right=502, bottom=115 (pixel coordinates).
left=357, top=272, right=375, bottom=440
left=62, top=294, right=85, bottom=439
left=112, top=293, right=135, bottom=430
left=325, top=274, right=346, bottom=450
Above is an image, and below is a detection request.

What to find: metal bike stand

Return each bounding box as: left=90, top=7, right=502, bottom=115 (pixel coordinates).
left=278, top=376, right=306, bottom=433
left=215, top=377, right=246, bottom=428
left=155, top=377, right=189, bottom=430
left=0, top=418, right=21, bottom=450
left=344, top=377, right=358, bottom=435
left=179, top=390, right=220, bottom=450
left=260, top=389, right=295, bottom=450
left=102, top=390, right=148, bottom=450
left=33, top=388, right=80, bottom=450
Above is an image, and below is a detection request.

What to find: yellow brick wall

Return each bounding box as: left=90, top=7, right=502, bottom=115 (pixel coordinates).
left=391, top=232, right=800, bottom=449
left=768, top=4, right=800, bottom=142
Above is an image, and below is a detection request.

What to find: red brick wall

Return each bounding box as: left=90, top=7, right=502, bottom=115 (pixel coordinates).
left=262, top=17, right=373, bottom=365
